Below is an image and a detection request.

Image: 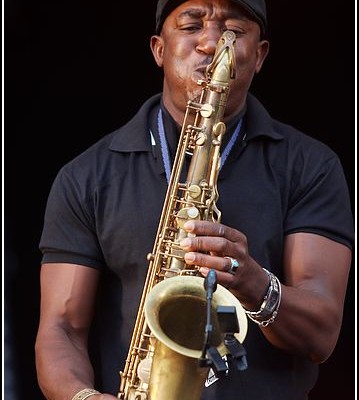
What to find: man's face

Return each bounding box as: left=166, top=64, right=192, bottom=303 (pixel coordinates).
left=151, top=0, right=269, bottom=122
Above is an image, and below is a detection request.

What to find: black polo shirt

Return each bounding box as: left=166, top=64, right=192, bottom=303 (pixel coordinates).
left=39, top=93, right=354, bottom=400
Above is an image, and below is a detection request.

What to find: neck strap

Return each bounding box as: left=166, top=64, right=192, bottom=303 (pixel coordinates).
left=155, top=108, right=243, bottom=184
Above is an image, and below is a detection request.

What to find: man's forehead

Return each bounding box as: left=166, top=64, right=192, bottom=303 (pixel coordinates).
left=156, top=0, right=267, bottom=35
left=174, top=2, right=254, bottom=22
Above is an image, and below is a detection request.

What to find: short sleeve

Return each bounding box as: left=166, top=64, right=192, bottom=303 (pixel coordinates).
left=285, top=154, right=354, bottom=249
left=39, top=166, right=105, bottom=268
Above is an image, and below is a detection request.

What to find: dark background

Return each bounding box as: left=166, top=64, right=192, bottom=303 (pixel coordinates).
left=4, top=1, right=355, bottom=399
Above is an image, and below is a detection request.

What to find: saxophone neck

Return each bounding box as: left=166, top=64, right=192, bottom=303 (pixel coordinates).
left=206, top=30, right=237, bottom=85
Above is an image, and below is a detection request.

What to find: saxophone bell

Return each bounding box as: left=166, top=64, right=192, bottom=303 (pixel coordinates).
left=144, top=276, right=247, bottom=400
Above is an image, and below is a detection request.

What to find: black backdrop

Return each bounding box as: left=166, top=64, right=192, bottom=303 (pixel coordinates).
left=5, top=1, right=355, bottom=399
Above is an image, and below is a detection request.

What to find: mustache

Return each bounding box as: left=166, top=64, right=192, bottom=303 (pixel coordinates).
left=193, top=56, right=213, bottom=71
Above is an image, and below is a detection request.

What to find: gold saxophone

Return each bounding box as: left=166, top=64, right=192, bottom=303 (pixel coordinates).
left=118, top=31, right=248, bottom=400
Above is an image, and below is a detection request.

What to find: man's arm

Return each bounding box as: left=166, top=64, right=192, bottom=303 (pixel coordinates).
left=180, top=222, right=352, bottom=363
left=35, top=263, right=117, bottom=400
left=262, top=232, right=352, bottom=363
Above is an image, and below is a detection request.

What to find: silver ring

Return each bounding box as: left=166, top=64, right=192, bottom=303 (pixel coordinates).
left=224, top=256, right=240, bottom=275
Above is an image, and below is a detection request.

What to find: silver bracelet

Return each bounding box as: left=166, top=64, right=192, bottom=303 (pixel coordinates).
left=245, top=268, right=282, bottom=327
left=70, top=388, right=101, bottom=400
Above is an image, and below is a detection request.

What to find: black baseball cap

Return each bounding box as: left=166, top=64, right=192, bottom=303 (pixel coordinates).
left=155, top=0, right=267, bottom=35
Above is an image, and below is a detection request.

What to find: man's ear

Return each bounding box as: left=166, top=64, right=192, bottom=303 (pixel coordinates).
left=150, top=35, right=164, bottom=68
left=255, top=40, right=270, bottom=73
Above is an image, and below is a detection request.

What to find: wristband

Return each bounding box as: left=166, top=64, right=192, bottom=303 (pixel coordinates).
left=245, top=268, right=281, bottom=327
left=71, top=388, right=101, bottom=400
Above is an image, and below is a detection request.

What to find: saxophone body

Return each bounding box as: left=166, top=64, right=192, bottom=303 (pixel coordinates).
left=118, top=31, right=247, bottom=400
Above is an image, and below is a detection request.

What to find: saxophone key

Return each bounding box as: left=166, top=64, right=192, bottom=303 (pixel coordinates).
left=213, top=121, right=226, bottom=137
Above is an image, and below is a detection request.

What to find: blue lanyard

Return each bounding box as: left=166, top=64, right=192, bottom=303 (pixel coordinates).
left=155, top=109, right=243, bottom=184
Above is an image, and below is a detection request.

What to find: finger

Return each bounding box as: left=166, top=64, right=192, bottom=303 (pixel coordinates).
left=183, top=220, right=242, bottom=242
left=180, top=235, right=229, bottom=255
left=184, top=251, right=231, bottom=273
left=199, top=266, right=237, bottom=287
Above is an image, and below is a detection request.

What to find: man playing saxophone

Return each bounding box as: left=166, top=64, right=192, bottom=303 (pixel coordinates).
left=35, top=1, right=354, bottom=400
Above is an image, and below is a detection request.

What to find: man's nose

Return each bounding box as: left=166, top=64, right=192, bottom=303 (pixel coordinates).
left=196, top=27, right=222, bottom=55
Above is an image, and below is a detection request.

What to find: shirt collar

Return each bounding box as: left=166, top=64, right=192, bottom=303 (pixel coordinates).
left=244, top=93, right=284, bottom=141
left=108, top=92, right=283, bottom=153
left=108, top=94, right=161, bottom=153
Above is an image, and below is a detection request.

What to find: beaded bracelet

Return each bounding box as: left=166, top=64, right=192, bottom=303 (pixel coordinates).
left=70, top=388, right=101, bottom=400
left=245, top=268, right=282, bottom=327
